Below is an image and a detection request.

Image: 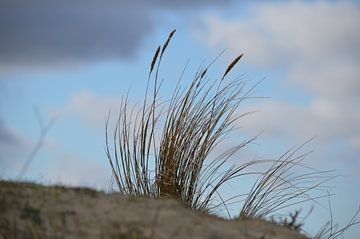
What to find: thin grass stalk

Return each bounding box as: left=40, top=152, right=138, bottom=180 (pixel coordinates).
left=104, top=30, right=331, bottom=222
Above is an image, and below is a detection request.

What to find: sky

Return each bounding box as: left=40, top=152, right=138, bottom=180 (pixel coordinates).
left=0, top=0, right=359, bottom=237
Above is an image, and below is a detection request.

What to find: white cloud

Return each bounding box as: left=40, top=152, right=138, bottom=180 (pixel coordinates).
left=197, top=1, right=360, bottom=155
left=0, top=119, right=34, bottom=175
left=255, top=1, right=360, bottom=63
left=47, top=152, right=109, bottom=189
left=241, top=100, right=359, bottom=143
left=198, top=16, right=277, bottom=66
left=52, top=91, right=123, bottom=129
left=199, top=1, right=360, bottom=67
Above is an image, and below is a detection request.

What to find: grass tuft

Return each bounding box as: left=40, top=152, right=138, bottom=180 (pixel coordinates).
left=105, top=29, right=257, bottom=211
left=104, top=31, right=349, bottom=236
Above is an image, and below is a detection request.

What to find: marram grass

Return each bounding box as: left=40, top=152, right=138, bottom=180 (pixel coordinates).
left=104, top=31, right=358, bottom=238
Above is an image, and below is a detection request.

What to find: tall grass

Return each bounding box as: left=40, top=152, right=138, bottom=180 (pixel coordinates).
left=240, top=140, right=332, bottom=219
left=105, top=30, right=331, bottom=219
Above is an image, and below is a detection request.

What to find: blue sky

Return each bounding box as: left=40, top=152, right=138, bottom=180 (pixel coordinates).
left=1, top=0, right=359, bottom=237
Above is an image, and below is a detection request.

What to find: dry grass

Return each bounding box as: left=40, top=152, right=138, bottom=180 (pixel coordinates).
left=313, top=193, right=360, bottom=239
left=239, top=139, right=333, bottom=219
left=105, top=29, right=260, bottom=211
left=104, top=30, right=347, bottom=230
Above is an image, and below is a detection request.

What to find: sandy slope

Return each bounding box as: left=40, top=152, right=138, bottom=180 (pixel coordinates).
left=0, top=181, right=308, bottom=239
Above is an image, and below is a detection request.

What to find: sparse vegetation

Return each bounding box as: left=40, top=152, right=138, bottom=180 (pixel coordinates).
left=314, top=194, right=360, bottom=239
left=105, top=29, right=261, bottom=212
left=1, top=30, right=358, bottom=239
left=104, top=30, right=360, bottom=239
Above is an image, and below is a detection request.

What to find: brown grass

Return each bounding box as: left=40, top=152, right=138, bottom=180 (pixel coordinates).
left=105, top=29, right=259, bottom=210
left=105, top=30, right=339, bottom=225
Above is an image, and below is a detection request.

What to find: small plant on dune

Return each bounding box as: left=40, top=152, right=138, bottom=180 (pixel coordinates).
left=105, top=30, right=358, bottom=236
left=105, top=29, right=261, bottom=211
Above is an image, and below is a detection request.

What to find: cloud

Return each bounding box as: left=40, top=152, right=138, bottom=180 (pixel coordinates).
left=0, top=119, right=20, bottom=146
left=53, top=91, right=123, bottom=129
left=197, top=16, right=277, bottom=66
left=199, top=1, right=360, bottom=67
left=197, top=1, right=360, bottom=154
left=255, top=1, right=360, bottom=64
left=0, top=0, right=228, bottom=69
left=47, top=152, right=109, bottom=189
left=240, top=100, right=360, bottom=145
left=0, top=103, right=109, bottom=185
left=0, top=118, right=30, bottom=174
